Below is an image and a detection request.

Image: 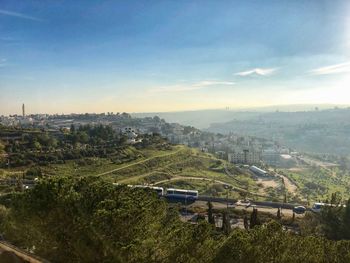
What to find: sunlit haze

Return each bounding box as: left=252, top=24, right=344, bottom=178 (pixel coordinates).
left=1, top=1, right=350, bottom=115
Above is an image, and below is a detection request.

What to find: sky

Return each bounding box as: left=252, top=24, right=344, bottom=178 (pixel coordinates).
left=1, top=0, right=350, bottom=115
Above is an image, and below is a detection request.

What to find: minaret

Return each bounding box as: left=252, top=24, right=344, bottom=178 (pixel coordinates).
left=22, top=103, right=25, bottom=117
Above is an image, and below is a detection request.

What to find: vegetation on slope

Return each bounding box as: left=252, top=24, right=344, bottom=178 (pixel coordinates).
left=1, top=177, right=350, bottom=262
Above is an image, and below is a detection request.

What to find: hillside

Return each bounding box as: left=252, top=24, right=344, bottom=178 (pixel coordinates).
left=1, top=176, right=350, bottom=262
left=207, top=108, right=350, bottom=156
left=39, top=144, right=270, bottom=201
left=131, top=104, right=342, bottom=129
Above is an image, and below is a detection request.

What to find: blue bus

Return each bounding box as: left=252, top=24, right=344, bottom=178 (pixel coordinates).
left=165, top=188, right=198, bottom=202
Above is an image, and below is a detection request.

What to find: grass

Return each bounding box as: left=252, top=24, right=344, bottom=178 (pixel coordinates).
left=280, top=167, right=350, bottom=203
left=41, top=145, right=185, bottom=177
left=40, top=145, right=268, bottom=199
left=4, top=144, right=289, bottom=201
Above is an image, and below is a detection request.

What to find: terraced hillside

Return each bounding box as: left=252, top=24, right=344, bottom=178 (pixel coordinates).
left=37, top=145, right=265, bottom=199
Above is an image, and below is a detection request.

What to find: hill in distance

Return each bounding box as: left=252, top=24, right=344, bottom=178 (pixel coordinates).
left=132, top=104, right=348, bottom=129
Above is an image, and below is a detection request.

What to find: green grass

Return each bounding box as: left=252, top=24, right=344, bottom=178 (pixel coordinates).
left=41, top=145, right=264, bottom=197
left=280, top=167, right=350, bottom=202
left=41, top=145, right=184, bottom=177
left=27, top=145, right=287, bottom=201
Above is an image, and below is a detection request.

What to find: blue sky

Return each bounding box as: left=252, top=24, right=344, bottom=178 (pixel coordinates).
left=1, top=0, right=350, bottom=114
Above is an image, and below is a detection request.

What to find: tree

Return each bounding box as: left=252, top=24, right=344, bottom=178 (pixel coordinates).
left=283, top=192, right=287, bottom=204
left=70, top=124, right=75, bottom=133
left=207, top=201, right=215, bottom=225
left=0, top=141, right=4, bottom=154
left=33, top=141, right=42, bottom=151
left=250, top=208, right=260, bottom=229
left=1, top=177, right=217, bottom=262
left=342, top=198, right=350, bottom=239
left=277, top=207, right=281, bottom=220
left=222, top=212, right=231, bottom=235
left=243, top=215, right=249, bottom=230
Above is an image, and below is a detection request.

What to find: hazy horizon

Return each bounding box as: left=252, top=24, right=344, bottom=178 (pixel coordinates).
left=1, top=1, right=350, bottom=114
left=2, top=103, right=350, bottom=116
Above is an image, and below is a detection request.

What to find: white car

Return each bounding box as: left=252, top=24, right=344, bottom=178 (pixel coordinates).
left=235, top=200, right=251, bottom=208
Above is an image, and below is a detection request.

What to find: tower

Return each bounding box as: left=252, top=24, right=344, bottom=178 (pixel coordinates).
left=22, top=103, right=25, bottom=117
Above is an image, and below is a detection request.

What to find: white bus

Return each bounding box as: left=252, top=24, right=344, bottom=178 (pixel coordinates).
left=311, top=202, right=346, bottom=213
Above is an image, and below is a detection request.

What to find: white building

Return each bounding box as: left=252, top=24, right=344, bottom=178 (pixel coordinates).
left=228, top=149, right=261, bottom=164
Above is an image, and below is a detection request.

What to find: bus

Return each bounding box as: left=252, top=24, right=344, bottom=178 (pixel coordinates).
left=311, top=202, right=346, bottom=213
left=165, top=188, right=199, bottom=201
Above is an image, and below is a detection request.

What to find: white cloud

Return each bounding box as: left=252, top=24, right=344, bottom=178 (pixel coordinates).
left=149, top=80, right=235, bottom=93
left=309, top=62, right=350, bottom=75
left=0, top=9, right=43, bottom=22
left=192, top=80, right=235, bottom=87
left=235, top=68, right=278, bottom=77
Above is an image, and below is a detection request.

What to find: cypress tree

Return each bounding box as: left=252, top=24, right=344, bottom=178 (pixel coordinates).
left=207, top=201, right=215, bottom=225
left=243, top=215, right=249, bottom=230
left=250, top=208, right=259, bottom=229
left=222, top=211, right=231, bottom=235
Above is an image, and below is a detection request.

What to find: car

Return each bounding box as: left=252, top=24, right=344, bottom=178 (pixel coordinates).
left=235, top=200, right=251, bottom=208
left=293, top=206, right=306, bottom=214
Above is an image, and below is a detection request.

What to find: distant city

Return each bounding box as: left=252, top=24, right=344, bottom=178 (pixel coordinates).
left=0, top=104, right=301, bottom=169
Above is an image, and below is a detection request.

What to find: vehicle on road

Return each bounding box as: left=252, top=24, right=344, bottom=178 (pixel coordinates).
left=293, top=206, right=306, bottom=214
left=236, top=200, right=251, bottom=208
left=166, top=188, right=199, bottom=201
left=311, top=202, right=346, bottom=213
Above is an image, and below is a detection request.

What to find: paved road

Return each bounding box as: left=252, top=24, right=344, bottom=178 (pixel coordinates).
left=189, top=201, right=303, bottom=218
left=153, top=176, right=267, bottom=197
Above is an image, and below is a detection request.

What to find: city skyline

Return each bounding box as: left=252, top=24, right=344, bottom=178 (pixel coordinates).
left=1, top=1, right=350, bottom=114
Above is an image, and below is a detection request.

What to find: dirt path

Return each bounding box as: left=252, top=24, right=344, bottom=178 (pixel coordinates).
left=279, top=174, right=297, bottom=195
left=257, top=178, right=278, bottom=188
left=96, top=147, right=185, bottom=176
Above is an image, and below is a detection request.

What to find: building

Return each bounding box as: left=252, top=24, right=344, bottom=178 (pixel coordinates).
left=228, top=149, right=261, bottom=164
left=22, top=103, right=25, bottom=117
left=262, top=149, right=280, bottom=166
left=249, top=165, right=268, bottom=176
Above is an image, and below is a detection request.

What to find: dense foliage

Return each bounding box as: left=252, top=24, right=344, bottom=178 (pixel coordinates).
left=0, top=177, right=217, bottom=263
left=1, top=177, right=350, bottom=262
left=0, top=125, right=169, bottom=168
left=301, top=194, right=350, bottom=241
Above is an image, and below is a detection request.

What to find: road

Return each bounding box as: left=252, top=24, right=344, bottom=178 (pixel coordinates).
left=189, top=201, right=301, bottom=218
left=298, top=156, right=338, bottom=169
left=153, top=176, right=267, bottom=197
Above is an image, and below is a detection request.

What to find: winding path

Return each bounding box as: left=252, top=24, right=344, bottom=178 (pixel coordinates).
left=96, top=147, right=185, bottom=176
